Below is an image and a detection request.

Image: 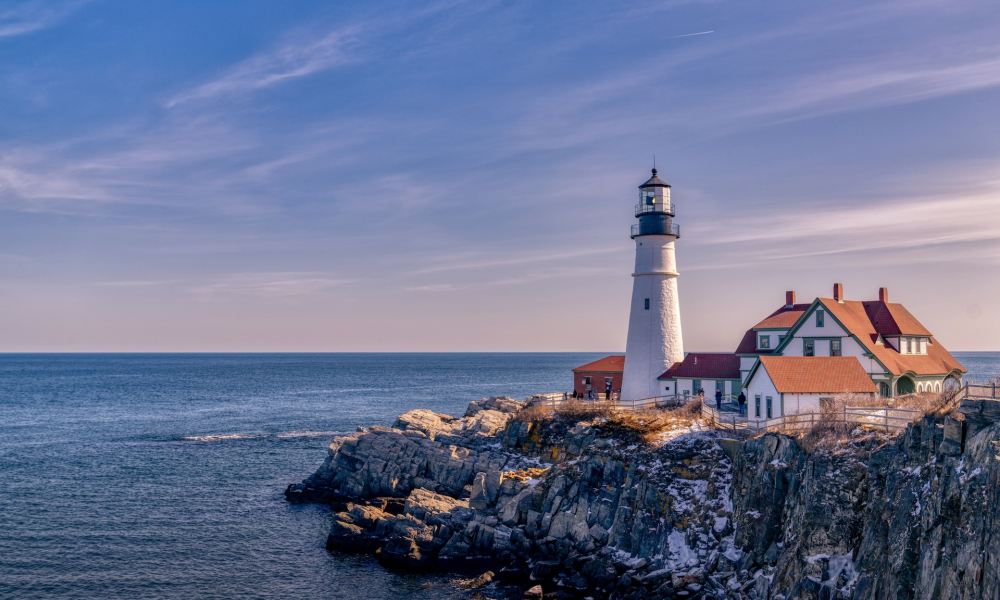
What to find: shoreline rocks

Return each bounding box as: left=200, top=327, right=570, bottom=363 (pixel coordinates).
left=287, top=397, right=1000, bottom=599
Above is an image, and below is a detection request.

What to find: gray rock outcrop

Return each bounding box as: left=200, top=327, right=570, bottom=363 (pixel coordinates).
left=287, top=396, right=1000, bottom=599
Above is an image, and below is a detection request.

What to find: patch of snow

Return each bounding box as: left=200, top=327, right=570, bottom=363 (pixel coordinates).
left=666, top=529, right=698, bottom=569
left=713, top=517, right=729, bottom=533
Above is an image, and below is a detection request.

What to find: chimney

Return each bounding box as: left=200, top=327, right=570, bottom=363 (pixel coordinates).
left=879, top=287, right=889, bottom=303
left=833, top=282, right=844, bottom=303
left=785, top=290, right=796, bottom=308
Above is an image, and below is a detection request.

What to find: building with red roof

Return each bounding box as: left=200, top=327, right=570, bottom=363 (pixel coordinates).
left=744, top=356, right=878, bottom=420
left=572, top=284, right=965, bottom=411
left=657, top=353, right=741, bottom=399
left=571, top=355, right=624, bottom=399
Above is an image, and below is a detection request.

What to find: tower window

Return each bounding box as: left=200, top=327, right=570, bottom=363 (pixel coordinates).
left=644, top=298, right=650, bottom=310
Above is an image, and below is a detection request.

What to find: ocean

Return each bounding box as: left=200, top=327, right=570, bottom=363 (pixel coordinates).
left=1, top=352, right=997, bottom=599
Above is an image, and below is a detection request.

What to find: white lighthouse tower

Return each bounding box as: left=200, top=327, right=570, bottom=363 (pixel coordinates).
left=621, top=168, right=684, bottom=402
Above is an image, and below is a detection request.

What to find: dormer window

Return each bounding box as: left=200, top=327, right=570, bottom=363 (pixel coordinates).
left=816, top=311, right=825, bottom=327
left=758, top=334, right=770, bottom=350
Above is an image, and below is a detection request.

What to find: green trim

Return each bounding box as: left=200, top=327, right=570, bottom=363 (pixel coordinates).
left=773, top=299, right=893, bottom=375
left=744, top=358, right=764, bottom=387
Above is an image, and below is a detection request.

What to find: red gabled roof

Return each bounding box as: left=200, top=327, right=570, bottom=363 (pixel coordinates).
left=817, top=298, right=964, bottom=376
left=862, top=301, right=932, bottom=336
left=572, top=354, right=625, bottom=373
left=734, top=303, right=811, bottom=354
left=658, top=353, right=740, bottom=380
left=757, top=356, right=878, bottom=394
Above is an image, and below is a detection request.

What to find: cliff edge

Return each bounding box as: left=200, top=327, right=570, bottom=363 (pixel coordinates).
left=286, top=398, right=1000, bottom=599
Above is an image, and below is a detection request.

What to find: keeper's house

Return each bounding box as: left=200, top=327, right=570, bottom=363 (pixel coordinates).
left=658, top=283, right=966, bottom=403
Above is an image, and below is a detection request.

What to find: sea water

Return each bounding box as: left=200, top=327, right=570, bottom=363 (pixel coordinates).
left=1, top=352, right=996, bottom=598
left=0, top=353, right=601, bottom=599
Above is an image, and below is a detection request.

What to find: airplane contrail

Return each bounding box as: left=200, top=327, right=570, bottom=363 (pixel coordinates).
left=671, top=30, right=715, bottom=38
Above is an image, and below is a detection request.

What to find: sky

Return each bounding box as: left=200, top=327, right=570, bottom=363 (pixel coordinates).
left=1, top=0, right=999, bottom=352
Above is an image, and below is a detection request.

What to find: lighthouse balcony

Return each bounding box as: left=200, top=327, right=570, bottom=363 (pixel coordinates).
left=634, top=201, right=676, bottom=217
left=631, top=222, right=680, bottom=238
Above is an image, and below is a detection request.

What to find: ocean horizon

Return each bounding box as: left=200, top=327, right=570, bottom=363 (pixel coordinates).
left=2, top=352, right=997, bottom=598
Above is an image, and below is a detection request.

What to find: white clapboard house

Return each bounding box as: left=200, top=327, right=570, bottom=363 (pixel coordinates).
left=657, top=283, right=966, bottom=422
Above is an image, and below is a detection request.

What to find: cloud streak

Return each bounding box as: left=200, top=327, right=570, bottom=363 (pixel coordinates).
left=190, top=272, right=352, bottom=300
left=166, top=25, right=362, bottom=108
left=0, top=0, right=85, bottom=38
left=742, top=54, right=1000, bottom=123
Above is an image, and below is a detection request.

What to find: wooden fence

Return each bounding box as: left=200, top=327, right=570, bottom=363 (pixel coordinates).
left=700, top=402, right=922, bottom=434
left=527, top=392, right=691, bottom=412
left=965, top=382, right=1000, bottom=400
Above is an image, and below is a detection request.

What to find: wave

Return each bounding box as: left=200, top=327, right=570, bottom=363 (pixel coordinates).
left=274, top=430, right=343, bottom=439
left=179, top=430, right=345, bottom=443
left=181, top=432, right=266, bottom=442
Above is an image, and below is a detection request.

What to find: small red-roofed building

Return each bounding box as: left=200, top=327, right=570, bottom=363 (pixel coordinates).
left=657, top=353, right=741, bottom=399
left=572, top=355, right=624, bottom=399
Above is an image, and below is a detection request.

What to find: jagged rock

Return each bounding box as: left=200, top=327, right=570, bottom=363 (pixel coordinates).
left=290, top=397, right=1000, bottom=599
left=523, top=584, right=543, bottom=599
left=458, top=570, right=494, bottom=589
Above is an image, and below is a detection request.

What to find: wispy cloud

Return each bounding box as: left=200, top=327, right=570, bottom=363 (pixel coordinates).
left=670, top=30, right=714, bottom=39
left=166, top=25, right=362, bottom=108
left=190, top=272, right=352, bottom=300
left=404, top=265, right=617, bottom=292
left=695, top=177, right=1000, bottom=268
left=92, top=279, right=179, bottom=288
left=742, top=54, right=1000, bottom=123
left=413, top=246, right=622, bottom=275
left=0, top=0, right=85, bottom=39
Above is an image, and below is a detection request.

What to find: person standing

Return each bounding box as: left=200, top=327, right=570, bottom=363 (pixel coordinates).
left=715, top=388, right=723, bottom=410
left=604, top=380, right=613, bottom=401
left=738, top=392, right=747, bottom=416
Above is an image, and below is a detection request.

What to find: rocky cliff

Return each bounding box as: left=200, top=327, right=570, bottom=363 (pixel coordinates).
left=286, top=397, right=1000, bottom=599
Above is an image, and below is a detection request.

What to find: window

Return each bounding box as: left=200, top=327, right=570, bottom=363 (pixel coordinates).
left=816, top=311, right=825, bottom=327
left=766, top=396, right=773, bottom=419
left=758, top=334, right=771, bottom=350
left=583, top=376, right=591, bottom=385
left=831, top=339, right=842, bottom=356
left=902, top=338, right=909, bottom=354
left=644, top=298, right=650, bottom=310
left=642, top=191, right=656, bottom=206
left=804, top=339, right=815, bottom=357
left=693, top=379, right=701, bottom=394
left=755, top=395, right=761, bottom=417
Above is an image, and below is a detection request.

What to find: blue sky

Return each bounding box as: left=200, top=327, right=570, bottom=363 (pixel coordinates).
left=2, top=0, right=999, bottom=351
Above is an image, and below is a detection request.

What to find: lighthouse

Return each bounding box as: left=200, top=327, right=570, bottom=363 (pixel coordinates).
left=620, top=168, right=684, bottom=402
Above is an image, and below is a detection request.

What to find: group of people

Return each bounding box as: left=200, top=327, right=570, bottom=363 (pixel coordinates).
left=572, top=380, right=615, bottom=401
left=702, top=387, right=748, bottom=415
